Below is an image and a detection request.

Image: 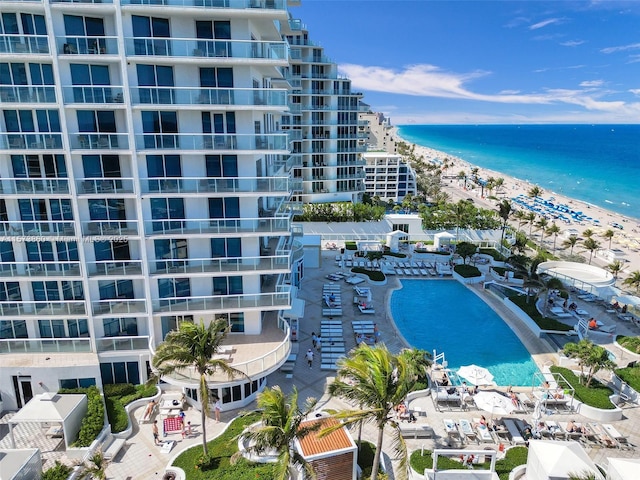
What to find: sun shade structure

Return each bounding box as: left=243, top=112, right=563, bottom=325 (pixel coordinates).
left=473, top=391, right=515, bottom=417
left=536, top=261, right=615, bottom=295
left=607, top=457, right=640, bottom=480
left=525, top=440, right=604, bottom=480
left=457, top=365, right=494, bottom=386
left=9, top=392, right=87, bottom=449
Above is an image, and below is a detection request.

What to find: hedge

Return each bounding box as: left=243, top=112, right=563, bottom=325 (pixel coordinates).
left=549, top=366, right=615, bottom=409
left=351, top=267, right=385, bottom=281
left=104, top=383, right=158, bottom=433
left=59, top=386, right=105, bottom=447
left=509, top=295, right=573, bottom=331
left=617, top=335, right=640, bottom=354
left=478, top=248, right=506, bottom=262
left=453, top=264, right=481, bottom=278
left=42, top=461, right=73, bottom=480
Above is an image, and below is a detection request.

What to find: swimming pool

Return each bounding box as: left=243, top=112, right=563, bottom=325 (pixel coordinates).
left=390, top=279, right=540, bottom=386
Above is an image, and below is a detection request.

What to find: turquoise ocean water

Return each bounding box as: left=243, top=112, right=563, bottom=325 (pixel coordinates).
left=390, top=280, right=540, bottom=387
left=397, top=124, right=640, bottom=221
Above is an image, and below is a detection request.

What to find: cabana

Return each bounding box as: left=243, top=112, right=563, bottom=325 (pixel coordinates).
left=525, top=440, right=604, bottom=480
left=385, top=230, right=408, bottom=253
left=8, top=392, right=87, bottom=449
left=433, top=231, right=455, bottom=251
left=608, top=458, right=640, bottom=480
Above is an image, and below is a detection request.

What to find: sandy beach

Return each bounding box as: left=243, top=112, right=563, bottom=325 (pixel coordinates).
left=393, top=128, right=640, bottom=286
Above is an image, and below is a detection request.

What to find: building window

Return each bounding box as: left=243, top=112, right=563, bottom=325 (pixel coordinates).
left=0, top=320, right=27, bottom=339
left=103, top=317, right=138, bottom=337
left=59, top=378, right=96, bottom=389
left=100, top=361, right=140, bottom=385
left=215, top=312, right=244, bottom=333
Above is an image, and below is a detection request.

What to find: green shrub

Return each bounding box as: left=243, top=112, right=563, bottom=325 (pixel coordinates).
left=617, top=335, right=640, bottom=354
left=509, top=295, right=573, bottom=331
left=59, top=386, right=105, bottom=447
left=351, top=267, right=385, bottom=281
left=615, top=364, right=640, bottom=393
left=478, top=248, right=506, bottom=262
left=172, top=412, right=276, bottom=480
left=357, top=440, right=386, bottom=479
left=104, top=383, right=158, bottom=433
left=103, top=383, right=136, bottom=398
left=42, top=461, right=73, bottom=480
left=549, top=366, right=615, bottom=409
left=454, top=264, right=481, bottom=278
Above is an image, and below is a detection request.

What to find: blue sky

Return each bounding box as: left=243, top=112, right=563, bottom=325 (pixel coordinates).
left=291, top=1, right=640, bottom=124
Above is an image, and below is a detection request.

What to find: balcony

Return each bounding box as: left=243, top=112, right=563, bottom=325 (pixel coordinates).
left=140, top=176, right=289, bottom=195
left=97, top=335, right=149, bottom=352
left=51, top=0, right=114, bottom=3
left=62, top=86, right=124, bottom=104
left=0, top=86, right=56, bottom=103
left=121, top=0, right=286, bottom=10
left=0, top=261, right=81, bottom=278
left=124, top=38, right=287, bottom=62
left=0, top=300, right=86, bottom=318
left=152, top=290, right=290, bottom=315
left=0, top=35, right=49, bottom=55
left=76, top=178, right=135, bottom=195
left=58, top=36, right=119, bottom=56
left=0, top=178, right=70, bottom=195
left=0, top=221, right=75, bottom=237
left=0, top=133, right=63, bottom=151
left=143, top=217, right=291, bottom=236
left=81, top=221, right=139, bottom=237
left=0, top=338, right=92, bottom=355
left=151, top=254, right=291, bottom=276
left=135, top=133, right=288, bottom=152
left=71, top=133, right=129, bottom=150
left=129, top=86, right=287, bottom=108
left=86, top=260, right=144, bottom=277
left=92, top=299, right=147, bottom=316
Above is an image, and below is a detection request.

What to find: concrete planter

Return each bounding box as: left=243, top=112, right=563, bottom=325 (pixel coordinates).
left=113, top=386, right=162, bottom=440
left=571, top=397, right=623, bottom=422
left=452, top=270, right=485, bottom=285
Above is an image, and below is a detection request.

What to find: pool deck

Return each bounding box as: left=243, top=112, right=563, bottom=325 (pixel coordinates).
left=103, top=248, right=640, bottom=478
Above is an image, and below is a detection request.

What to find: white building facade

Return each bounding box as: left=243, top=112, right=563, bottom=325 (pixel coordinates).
left=362, top=151, right=417, bottom=203
left=0, top=0, right=302, bottom=411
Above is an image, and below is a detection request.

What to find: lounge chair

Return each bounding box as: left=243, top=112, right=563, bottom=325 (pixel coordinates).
left=345, top=276, right=365, bottom=285
left=358, top=304, right=375, bottom=314
left=602, top=423, right=633, bottom=449
left=419, top=268, right=428, bottom=276
left=458, top=419, right=478, bottom=444
left=472, top=419, right=495, bottom=443
left=588, top=422, right=618, bottom=448
left=503, top=418, right=526, bottom=445
left=545, top=420, right=566, bottom=440
left=399, top=422, right=434, bottom=439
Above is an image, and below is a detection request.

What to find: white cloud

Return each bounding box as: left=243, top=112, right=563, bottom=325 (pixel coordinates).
left=499, top=90, right=521, bottom=95
left=630, top=89, right=640, bottom=96
left=560, top=40, right=584, bottom=47
left=529, top=18, right=563, bottom=30
left=601, top=42, right=640, bottom=54
left=579, top=80, right=605, bottom=87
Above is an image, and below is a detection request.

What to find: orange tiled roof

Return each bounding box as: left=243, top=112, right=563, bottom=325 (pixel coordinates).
left=297, top=417, right=354, bottom=457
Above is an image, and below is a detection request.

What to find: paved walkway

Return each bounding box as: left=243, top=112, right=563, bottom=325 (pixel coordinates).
left=106, top=248, right=640, bottom=479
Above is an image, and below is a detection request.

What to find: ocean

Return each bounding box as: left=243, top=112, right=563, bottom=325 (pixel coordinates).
left=397, top=124, right=640, bottom=221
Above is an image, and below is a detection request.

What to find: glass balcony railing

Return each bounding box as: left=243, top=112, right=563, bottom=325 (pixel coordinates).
left=140, top=176, right=289, bottom=195
left=124, top=38, right=287, bottom=61
left=143, top=217, right=290, bottom=236
left=152, top=290, right=290, bottom=314
left=121, top=0, right=285, bottom=9
left=0, top=261, right=81, bottom=278
left=0, top=35, right=49, bottom=54
left=0, top=86, right=56, bottom=103
left=0, top=221, right=75, bottom=237
left=135, top=133, right=288, bottom=151
left=86, top=260, right=144, bottom=277
left=129, top=86, right=287, bottom=107
left=0, top=178, right=70, bottom=195
left=92, top=299, right=147, bottom=316
left=0, top=133, right=63, bottom=150
left=97, top=335, right=149, bottom=352
left=0, top=300, right=86, bottom=317
left=76, top=178, right=135, bottom=194
left=52, top=0, right=114, bottom=3
left=70, top=133, right=129, bottom=150
left=58, top=36, right=119, bottom=55
left=151, top=254, right=291, bottom=275
left=81, top=221, right=139, bottom=237
left=0, top=338, right=92, bottom=355
left=62, top=86, right=124, bottom=104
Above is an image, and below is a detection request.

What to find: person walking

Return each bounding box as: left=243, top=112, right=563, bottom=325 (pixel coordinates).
left=316, top=334, right=322, bottom=352
left=152, top=420, right=161, bottom=445
left=213, top=396, right=222, bottom=422
left=306, top=348, right=314, bottom=368
left=311, top=332, right=317, bottom=349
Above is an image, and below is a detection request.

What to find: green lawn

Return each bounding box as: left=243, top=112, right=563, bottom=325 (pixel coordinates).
left=172, top=412, right=277, bottom=480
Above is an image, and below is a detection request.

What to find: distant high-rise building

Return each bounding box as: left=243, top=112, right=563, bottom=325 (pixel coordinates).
left=0, top=0, right=302, bottom=411
left=362, top=152, right=417, bottom=203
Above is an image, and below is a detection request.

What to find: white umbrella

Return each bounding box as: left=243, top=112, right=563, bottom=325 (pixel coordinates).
left=473, top=391, right=515, bottom=419
left=457, top=364, right=495, bottom=386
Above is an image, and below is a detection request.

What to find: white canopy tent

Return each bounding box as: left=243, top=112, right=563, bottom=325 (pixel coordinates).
left=434, top=231, right=455, bottom=250
left=526, top=440, right=604, bottom=480
left=385, top=230, right=408, bottom=253
left=607, top=457, right=640, bottom=480
left=9, top=392, right=87, bottom=449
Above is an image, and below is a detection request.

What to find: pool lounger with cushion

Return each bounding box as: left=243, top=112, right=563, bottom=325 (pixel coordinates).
left=322, top=308, right=342, bottom=316
left=503, top=419, right=527, bottom=445
left=399, top=423, right=434, bottom=439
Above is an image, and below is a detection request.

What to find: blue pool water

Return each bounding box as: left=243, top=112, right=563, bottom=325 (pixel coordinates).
left=390, top=280, right=540, bottom=386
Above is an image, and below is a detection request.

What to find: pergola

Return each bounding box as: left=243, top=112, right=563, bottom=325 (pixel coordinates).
left=536, top=261, right=616, bottom=297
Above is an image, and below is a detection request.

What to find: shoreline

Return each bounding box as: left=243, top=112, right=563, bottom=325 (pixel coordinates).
left=392, top=127, right=640, bottom=280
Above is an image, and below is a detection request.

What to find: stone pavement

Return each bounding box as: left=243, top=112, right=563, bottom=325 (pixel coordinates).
left=107, top=248, right=640, bottom=479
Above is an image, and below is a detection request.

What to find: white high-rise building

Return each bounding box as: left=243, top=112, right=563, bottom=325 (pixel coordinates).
left=362, top=152, right=417, bottom=203
left=0, top=0, right=302, bottom=411
left=280, top=16, right=366, bottom=204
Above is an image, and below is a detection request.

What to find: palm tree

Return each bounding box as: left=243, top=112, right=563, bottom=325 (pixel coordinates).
left=493, top=177, right=505, bottom=195
left=607, top=260, right=624, bottom=279
left=327, top=345, right=423, bottom=480
left=83, top=449, right=109, bottom=480
left=152, top=319, right=246, bottom=455
left=562, top=235, right=579, bottom=255
left=525, top=211, right=537, bottom=237
left=546, top=223, right=562, bottom=253
left=563, top=339, right=616, bottom=387
left=527, top=185, right=543, bottom=198
left=582, top=228, right=594, bottom=239
left=601, top=229, right=615, bottom=249
left=623, top=270, right=640, bottom=293
left=513, top=210, right=527, bottom=231
left=581, top=237, right=601, bottom=265
left=497, top=199, right=513, bottom=247
left=535, top=217, right=549, bottom=247
left=239, top=386, right=318, bottom=480
left=457, top=170, right=467, bottom=189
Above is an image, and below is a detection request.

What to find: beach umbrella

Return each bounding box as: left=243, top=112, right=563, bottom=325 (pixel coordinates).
left=457, top=364, right=494, bottom=386
left=473, top=391, right=515, bottom=419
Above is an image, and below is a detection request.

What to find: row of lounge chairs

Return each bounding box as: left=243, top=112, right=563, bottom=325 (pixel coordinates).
left=320, top=317, right=345, bottom=371
left=322, top=283, right=342, bottom=317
